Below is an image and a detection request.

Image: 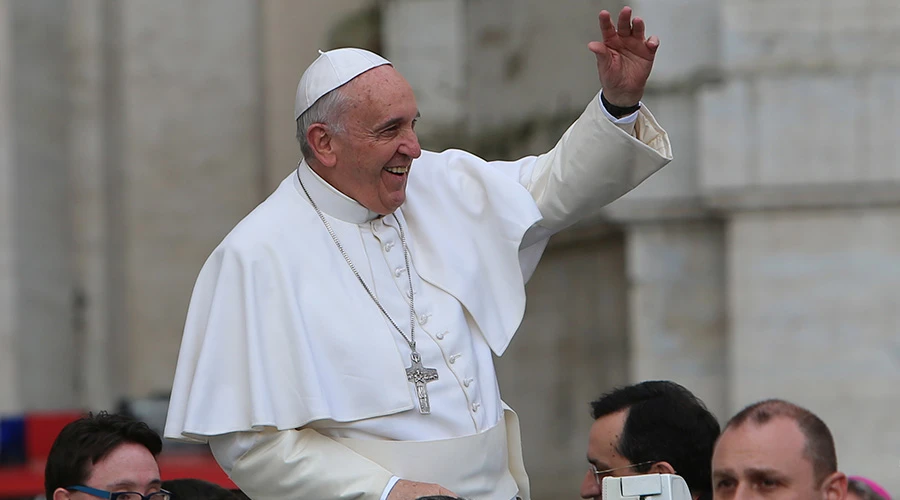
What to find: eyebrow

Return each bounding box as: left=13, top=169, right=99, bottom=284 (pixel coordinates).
left=744, top=468, right=788, bottom=479
left=742, top=467, right=780, bottom=475
left=712, top=470, right=735, bottom=479
left=375, top=111, right=421, bottom=131
left=713, top=468, right=788, bottom=481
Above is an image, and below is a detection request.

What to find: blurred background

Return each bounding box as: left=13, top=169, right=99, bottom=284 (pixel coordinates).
left=0, top=0, right=898, bottom=497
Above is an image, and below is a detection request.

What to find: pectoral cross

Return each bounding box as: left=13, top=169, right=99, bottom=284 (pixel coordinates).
left=406, top=351, right=438, bottom=414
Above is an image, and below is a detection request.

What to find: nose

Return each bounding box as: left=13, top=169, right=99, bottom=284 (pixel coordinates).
left=399, top=128, right=421, bottom=159
left=581, top=471, right=600, bottom=499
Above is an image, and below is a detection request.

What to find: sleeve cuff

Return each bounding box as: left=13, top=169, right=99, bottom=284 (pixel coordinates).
left=379, top=476, right=402, bottom=500
left=598, top=91, right=640, bottom=125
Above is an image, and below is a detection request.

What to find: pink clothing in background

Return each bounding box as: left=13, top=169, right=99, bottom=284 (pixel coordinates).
left=850, top=476, right=892, bottom=500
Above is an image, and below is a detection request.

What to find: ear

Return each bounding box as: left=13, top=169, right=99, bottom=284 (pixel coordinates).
left=306, top=123, right=338, bottom=168
left=650, top=461, right=677, bottom=475
left=820, top=471, right=848, bottom=500
left=53, top=487, right=72, bottom=500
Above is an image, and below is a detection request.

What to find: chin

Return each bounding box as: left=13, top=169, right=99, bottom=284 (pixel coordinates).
left=384, top=201, right=405, bottom=214
left=382, top=193, right=406, bottom=214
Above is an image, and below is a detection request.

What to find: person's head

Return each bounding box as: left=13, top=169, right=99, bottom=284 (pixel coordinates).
left=847, top=477, right=891, bottom=500
left=581, top=381, right=721, bottom=500
left=45, top=412, right=165, bottom=500
left=296, top=49, right=422, bottom=215
left=160, top=479, right=239, bottom=500
left=712, top=399, right=847, bottom=500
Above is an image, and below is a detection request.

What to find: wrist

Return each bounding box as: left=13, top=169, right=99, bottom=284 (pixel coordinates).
left=600, top=92, right=641, bottom=118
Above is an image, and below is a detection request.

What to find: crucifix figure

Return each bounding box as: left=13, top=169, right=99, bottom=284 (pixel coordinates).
left=406, top=351, right=439, bottom=414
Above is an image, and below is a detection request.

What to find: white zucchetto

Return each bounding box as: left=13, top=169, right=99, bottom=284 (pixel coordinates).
left=294, top=47, right=392, bottom=120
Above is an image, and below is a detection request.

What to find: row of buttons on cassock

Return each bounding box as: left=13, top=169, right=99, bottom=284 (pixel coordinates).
left=373, top=219, right=481, bottom=415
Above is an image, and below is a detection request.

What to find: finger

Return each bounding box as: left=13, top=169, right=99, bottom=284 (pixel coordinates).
left=632, top=16, right=646, bottom=40
left=598, top=10, right=617, bottom=42
left=646, top=35, right=660, bottom=55
left=617, top=6, right=633, bottom=37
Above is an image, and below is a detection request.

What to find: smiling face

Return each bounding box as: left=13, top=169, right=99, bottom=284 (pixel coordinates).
left=712, top=418, right=833, bottom=500
left=310, top=65, right=422, bottom=215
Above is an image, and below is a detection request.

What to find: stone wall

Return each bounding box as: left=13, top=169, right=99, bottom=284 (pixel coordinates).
left=728, top=209, right=900, bottom=487
left=626, top=221, right=728, bottom=420
left=68, top=0, right=122, bottom=412
left=0, top=0, right=78, bottom=412
left=0, top=0, right=20, bottom=415
left=116, top=0, right=265, bottom=397
left=697, top=0, right=900, bottom=490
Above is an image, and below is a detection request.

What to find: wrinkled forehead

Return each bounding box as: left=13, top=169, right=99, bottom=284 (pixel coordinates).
left=340, top=67, right=418, bottom=125
left=345, top=65, right=413, bottom=101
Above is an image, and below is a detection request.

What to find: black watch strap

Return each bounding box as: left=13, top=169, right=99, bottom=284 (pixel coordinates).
left=601, top=92, right=641, bottom=118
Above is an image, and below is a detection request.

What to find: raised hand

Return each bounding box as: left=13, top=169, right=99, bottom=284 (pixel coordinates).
left=588, top=6, right=660, bottom=107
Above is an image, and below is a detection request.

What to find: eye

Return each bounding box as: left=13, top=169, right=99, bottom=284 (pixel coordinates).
left=757, top=478, right=780, bottom=490
left=715, top=479, right=736, bottom=490
left=748, top=475, right=784, bottom=492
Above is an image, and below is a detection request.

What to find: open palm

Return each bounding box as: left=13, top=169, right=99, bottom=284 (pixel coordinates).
left=589, top=6, right=659, bottom=107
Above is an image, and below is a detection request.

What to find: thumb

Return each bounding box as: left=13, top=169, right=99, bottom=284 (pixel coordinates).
left=588, top=41, right=608, bottom=57
left=588, top=41, right=610, bottom=66
left=646, top=35, right=660, bottom=55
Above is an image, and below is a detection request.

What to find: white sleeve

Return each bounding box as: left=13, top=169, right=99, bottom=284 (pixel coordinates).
left=208, top=429, right=396, bottom=500
left=516, top=91, right=672, bottom=253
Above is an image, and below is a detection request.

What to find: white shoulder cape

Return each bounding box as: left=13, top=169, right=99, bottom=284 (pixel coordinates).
left=166, top=150, right=543, bottom=442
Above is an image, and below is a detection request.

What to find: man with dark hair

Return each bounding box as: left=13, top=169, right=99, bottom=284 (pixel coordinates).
left=45, top=411, right=168, bottom=500
left=712, top=399, right=847, bottom=500
left=581, top=381, right=720, bottom=500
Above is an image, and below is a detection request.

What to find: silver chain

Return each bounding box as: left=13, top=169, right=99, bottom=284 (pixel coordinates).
left=296, top=166, right=418, bottom=353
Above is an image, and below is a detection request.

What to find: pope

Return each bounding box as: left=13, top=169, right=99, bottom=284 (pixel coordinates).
left=165, top=7, right=672, bottom=500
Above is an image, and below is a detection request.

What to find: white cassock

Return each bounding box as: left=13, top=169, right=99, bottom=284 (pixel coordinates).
left=164, top=92, right=672, bottom=500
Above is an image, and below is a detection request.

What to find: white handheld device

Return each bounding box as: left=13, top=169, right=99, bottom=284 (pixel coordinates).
left=602, top=474, right=693, bottom=500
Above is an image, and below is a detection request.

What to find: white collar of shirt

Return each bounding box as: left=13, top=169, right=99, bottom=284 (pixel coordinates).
left=296, top=160, right=381, bottom=224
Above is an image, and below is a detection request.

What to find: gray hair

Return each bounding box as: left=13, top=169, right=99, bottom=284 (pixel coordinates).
left=296, top=87, right=351, bottom=160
